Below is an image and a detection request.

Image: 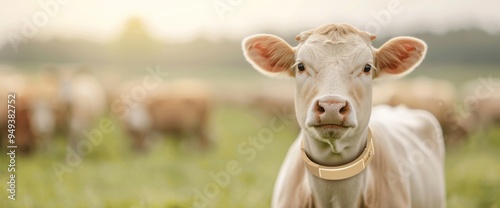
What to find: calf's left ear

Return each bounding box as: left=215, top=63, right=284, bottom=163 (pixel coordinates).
left=374, top=37, right=427, bottom=79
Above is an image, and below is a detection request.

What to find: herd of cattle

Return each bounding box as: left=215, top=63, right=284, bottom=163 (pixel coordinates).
left=0, top=64, right=499, bottom=154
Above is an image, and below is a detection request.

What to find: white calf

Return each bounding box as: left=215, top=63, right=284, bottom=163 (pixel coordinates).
left=242, top=23, right=445, bottom=207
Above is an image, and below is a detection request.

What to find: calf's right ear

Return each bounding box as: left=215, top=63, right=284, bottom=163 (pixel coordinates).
left=242, top=34, right=296, bottom=79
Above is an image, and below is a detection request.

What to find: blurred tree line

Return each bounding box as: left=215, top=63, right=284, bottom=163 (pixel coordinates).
left=0, top=17, right=499, bottom=69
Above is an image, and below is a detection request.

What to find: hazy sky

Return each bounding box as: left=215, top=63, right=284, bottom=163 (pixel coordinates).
left=1, top=0, right=499, bottom=47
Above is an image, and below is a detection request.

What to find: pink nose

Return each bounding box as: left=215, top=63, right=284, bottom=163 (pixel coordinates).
left=314, top=96, right=351, bottom=122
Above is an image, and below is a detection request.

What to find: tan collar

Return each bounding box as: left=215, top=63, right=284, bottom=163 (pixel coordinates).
left=301, top=129, right=374, bottom=180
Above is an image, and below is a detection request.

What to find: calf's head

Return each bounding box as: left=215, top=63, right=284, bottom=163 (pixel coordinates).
left=242, top=24, right=426, bottom=149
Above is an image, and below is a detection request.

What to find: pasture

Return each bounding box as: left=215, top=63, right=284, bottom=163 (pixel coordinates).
left=1, top=64, right=500, bottom=208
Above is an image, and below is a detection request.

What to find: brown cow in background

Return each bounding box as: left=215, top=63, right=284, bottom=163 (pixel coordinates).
left=0, top=67, right=36, bottom=154
left=372, top=77, right=468, bottom=145
left=29, top=65, right=71, bottom=150
left=460, top=77, right=500, bottom=133
left=215, top=82, right=299, bottom=131
left=119, top=79, right=213, bottom=151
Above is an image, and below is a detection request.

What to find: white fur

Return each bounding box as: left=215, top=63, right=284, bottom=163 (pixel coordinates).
left=242, top=23, right=445, bottom=208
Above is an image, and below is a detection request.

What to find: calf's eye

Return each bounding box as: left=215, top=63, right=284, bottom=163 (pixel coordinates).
left=363, top=64, right=371, bottom=73
left=297, top=63, right=305, bottom=72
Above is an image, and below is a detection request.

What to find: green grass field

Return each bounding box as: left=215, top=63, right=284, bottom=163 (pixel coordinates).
left=0, top=105, right=499, bottom=208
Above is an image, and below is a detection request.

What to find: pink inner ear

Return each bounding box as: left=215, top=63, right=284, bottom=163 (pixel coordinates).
left=252, top=43, right=280, bottom=69
left=389, top=44, right=418, bottom=70
left=244, top=35, right=296, bottom=74
left=384, top=61, right=399, bottom=72
left=398, top=49, right=410, bottom=61
left=379, top=40, right=423, bottom=74
left=252, top=43, right=270, bottom=59
left=403, top=44, right=416, bottom=53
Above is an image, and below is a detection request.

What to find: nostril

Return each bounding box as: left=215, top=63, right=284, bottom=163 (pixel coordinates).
left=318, top=106, right=325, bottom=113
left=339, top=106, right=347, bottom=114
left=316, top=100, right=326, bottom=114
left=339, top=103, right=349, bottom=115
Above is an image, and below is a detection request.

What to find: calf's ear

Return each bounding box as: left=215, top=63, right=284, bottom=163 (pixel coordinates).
left=242, top=34, right=296, bottom=79
left=374, top=37, right=427, bottom=79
